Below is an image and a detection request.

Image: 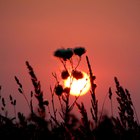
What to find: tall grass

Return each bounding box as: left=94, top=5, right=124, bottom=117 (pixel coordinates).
left=0, top=47, right=139, bottom=140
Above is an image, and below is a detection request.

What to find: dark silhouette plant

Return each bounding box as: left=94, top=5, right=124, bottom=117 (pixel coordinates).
left=0, top=47, right=139, bottom=140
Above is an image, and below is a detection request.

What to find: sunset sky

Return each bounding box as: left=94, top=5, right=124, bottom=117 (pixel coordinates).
left=0, top=0, right=140, bottom=120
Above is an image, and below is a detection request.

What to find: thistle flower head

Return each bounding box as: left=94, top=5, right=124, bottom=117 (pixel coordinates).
left=54, top=49, right=63, bottom=58
left=73, top=47, right=86, bottom=57
left=54, top=48, right=73, bottom=61
left=63, top=48, right=73, bottom=60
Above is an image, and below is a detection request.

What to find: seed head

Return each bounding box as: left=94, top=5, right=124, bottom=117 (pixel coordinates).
left=54, top=48, right=73, bottom=61
left=64, top=87, right=70, bottom=94
left=61, top=70, right=69, bottom=79
left=73, top=47, right=86, bottom=57
left=55, top=84, right=63, bottom=96
left=72, top=70, right=83, bottom=80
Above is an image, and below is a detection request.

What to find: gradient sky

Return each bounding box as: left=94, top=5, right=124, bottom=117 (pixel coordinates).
left=0, top=0, right=140, bottom=120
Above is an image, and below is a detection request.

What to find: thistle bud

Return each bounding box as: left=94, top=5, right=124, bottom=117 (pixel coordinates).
left=72, top=70, right=83, bottom=80
left=55, top=85, right=63, bottom=96
left=64, top=87, right=70, bottom=94
left=61, top=70, right=69, bottom=79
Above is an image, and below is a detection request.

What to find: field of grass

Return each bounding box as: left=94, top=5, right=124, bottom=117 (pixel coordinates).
left=0, top=47, right=139, bottom=140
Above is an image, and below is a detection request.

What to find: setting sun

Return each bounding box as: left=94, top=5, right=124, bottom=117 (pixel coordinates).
left=64, top=71, right=91, bottom=96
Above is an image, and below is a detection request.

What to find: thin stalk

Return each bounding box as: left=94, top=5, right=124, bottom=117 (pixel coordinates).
left=60, top=58, right=67, bottom=71
left=58, top=96, right=64, bottom=115
left=64, top=93, right=70, bottom=125
left=110, top=98, right=114, bottom=117
left=14, top=105, right=16, bottom=120
left=69, top=82, right=87, bottom=111
left=50, top=86, right=57, bottom=121
left=99, top=92, right=108, bottom=123
left=69, top=58, right=74, bottom=70
left=86, top=55, right=98, bottom=125
left=132, top=104, right=140, bottom=125
left=22, top=91, right=31, bottom=112
left=74, top=57, right=81, bottom=70
left=47, top=105, right=53, bottom=130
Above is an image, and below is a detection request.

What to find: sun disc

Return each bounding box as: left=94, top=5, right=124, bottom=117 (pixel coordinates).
left=64, top=71, right=91, bottom=96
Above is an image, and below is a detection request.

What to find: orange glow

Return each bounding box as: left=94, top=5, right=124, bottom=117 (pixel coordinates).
left=64, top=71, right=90, bottom=96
